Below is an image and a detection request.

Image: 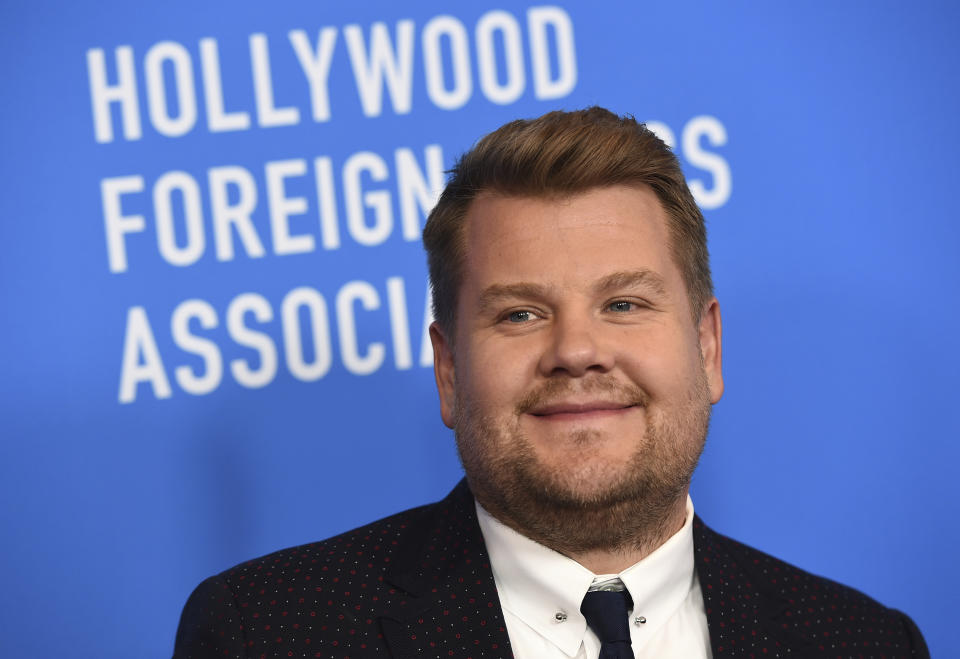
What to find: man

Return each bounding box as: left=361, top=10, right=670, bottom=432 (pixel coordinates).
left=174, top=108, right=928, bottom=658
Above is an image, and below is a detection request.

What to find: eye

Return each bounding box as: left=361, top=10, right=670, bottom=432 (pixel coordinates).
left=607, top=300, right=635, bottom=312
left=505, top=310, right=537, bottom=323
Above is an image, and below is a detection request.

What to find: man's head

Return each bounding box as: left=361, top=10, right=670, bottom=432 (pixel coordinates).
left=423, top=106, right=713, bottom=340
left=423, top=108, right=723, bottom=557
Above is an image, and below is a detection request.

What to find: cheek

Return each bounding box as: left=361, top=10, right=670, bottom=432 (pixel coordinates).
left=626, top=336, right=703, bottom=396
left=460, top=339, right=536, bottom=409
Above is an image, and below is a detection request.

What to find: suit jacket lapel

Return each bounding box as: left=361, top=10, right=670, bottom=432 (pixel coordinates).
left=376, top=485, right=816, bottom=658
left=693, top=516, right=812, bottom=656
left=377, top=480, right=514, bottom=659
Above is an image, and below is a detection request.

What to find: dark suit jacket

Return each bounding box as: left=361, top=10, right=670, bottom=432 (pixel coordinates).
left=174, top=480, right=928, bottom=658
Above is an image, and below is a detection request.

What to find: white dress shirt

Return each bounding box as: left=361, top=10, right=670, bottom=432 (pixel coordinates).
left=475, top=497, right=712, bottom=658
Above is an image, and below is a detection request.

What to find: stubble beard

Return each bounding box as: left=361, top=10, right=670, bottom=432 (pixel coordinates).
left=454, top=373, right=712, bottom=558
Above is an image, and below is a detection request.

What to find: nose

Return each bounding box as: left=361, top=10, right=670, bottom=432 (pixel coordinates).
left=537, top=311, right=615, bottom=377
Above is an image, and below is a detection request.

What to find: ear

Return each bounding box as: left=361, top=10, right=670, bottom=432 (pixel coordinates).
left=429, top=321, right=457, bottom=428
left=698, top=297, right=724, bottom=404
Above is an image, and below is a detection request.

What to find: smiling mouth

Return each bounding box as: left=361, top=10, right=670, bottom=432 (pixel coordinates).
left=527, top=402, right=639, bottom=420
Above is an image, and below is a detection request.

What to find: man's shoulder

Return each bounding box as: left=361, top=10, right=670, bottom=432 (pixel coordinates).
left=221, top=497, right=437, bottom=583
left=173, top=480, right=492, bottom=658
left=693, top=516, right=929, bottom=656
left=695, top=516, right=897, bottom=609
left=218, top=481, right=474, bottom=588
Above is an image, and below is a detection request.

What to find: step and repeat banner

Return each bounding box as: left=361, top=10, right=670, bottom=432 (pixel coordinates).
left=1, top=2, right=956, bottom=656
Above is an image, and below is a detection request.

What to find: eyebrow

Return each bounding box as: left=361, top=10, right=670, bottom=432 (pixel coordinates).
left=594, top=269, right=668, bottom=297
left=476, top=269, right=668, bottom=315
left=477, top=282, right=552, bottom=315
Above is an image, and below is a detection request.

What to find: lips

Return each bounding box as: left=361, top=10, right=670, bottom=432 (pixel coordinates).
left=527, top=400, right=638, bottom=417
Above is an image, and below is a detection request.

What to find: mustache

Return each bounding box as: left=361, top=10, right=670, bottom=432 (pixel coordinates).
left=515, top=377, right=650, bottom=415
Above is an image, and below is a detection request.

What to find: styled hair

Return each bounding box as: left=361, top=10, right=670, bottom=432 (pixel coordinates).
left=422, top=107, right=712, bottom=337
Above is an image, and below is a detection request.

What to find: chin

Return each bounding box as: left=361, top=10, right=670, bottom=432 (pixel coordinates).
left=520, top=459, right=644, bottom=509
left=532, top=433, right=644, bottom=474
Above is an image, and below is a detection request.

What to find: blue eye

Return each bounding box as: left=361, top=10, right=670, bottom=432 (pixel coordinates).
left=507, top=310, right=533, bottom=323
left=608, top=301, right=634, bottom=312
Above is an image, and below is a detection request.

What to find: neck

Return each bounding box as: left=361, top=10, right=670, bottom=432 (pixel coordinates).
left=474, top=481, right=692, bottom=575
left=565, top=494, right=688, bottom=573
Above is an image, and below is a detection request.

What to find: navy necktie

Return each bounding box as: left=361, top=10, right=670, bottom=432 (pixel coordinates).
left=580, top=589, right=634, bottom=659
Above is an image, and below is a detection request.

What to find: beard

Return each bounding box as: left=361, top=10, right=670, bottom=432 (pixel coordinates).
left=454, top=371, right=712, bottom=557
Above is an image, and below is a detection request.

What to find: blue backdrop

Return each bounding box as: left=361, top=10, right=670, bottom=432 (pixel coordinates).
left=1, top=2, right=957, bottom=657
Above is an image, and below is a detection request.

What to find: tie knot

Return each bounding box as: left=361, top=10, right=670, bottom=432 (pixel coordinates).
left=580, top=588, right=634, bottom=644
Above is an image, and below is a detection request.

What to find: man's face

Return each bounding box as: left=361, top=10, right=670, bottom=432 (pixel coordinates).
left=430, top=185, right=723, bottom=552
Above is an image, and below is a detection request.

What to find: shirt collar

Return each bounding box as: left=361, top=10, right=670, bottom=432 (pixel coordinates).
left=476, top=497, right=697, bottom=657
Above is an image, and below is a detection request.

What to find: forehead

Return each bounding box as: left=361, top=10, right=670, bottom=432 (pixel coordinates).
left=460, top=185, right=680, bottom=291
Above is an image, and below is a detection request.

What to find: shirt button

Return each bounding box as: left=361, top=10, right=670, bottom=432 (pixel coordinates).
left=554, top=612, right=568, bottom=623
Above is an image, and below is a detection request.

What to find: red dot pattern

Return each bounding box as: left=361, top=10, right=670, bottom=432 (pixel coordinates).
left=174, top=480, right=511, bottom=658
left=693, top=517, right=929, bottom=658
left=173, top=481, right=928, bottom=658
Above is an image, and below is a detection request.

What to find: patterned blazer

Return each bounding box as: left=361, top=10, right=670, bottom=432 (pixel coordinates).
left=173, top=480, right=928, bottom=658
